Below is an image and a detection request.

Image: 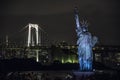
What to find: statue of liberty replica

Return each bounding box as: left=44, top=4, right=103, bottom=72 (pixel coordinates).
left=74, top=7, right=98, bottom=71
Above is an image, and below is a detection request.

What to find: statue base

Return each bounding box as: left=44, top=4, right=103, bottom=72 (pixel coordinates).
left=73, top=71, right=94, bottom=80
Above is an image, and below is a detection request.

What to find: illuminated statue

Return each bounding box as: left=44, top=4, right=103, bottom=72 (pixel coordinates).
left=74, top=8, right=98, bottom=71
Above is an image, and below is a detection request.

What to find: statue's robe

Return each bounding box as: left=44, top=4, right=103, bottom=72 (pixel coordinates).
left=77, top=32, right=94, bottom=70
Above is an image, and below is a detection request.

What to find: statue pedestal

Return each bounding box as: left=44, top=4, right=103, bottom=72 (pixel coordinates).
left=73, top=71, right=94, bottom=80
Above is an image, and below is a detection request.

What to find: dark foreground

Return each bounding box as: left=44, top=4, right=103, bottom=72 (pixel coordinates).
left=0, top=59, right=120, bottom=80
left=0, top=70, right=119, bottom=80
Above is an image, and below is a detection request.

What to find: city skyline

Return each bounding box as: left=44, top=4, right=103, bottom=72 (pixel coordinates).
left=0, top=0, right=120, bottom=45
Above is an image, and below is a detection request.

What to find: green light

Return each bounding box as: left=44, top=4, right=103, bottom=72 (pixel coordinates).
left=62, top=58, right=64, bottom=63
left=67, top=58, right=72, bottom=63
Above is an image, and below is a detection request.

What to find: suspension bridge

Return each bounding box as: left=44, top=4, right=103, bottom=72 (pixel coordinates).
left=0, top=23, right=51, bottom=62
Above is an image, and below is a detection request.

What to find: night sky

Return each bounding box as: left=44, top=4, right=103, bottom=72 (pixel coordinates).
left=0, top=0, right=120, bottom=45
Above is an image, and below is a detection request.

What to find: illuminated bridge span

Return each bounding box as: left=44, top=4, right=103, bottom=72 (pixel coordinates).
left=1, top=23, right=47, bottom=47
left=27, top=23, right=39, bottom=47
left=25, top=23, right=46, bottom=47
left=0, top=23, right=48, bottom=62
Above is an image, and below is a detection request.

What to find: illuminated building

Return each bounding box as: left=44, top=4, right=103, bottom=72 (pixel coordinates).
left=93, top=45, right=120, bottom=64
left=50, top=41, right=78, bottom=64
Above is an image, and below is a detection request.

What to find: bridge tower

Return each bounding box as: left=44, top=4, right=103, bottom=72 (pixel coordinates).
left=27, top=23, right=40, bottom=47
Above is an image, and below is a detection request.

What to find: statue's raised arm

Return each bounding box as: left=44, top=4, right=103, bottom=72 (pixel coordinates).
left=74, top=7, right=82, bottom=35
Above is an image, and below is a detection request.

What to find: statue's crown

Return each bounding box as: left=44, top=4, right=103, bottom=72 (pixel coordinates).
left=81, top=20, right=88, bottom=28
